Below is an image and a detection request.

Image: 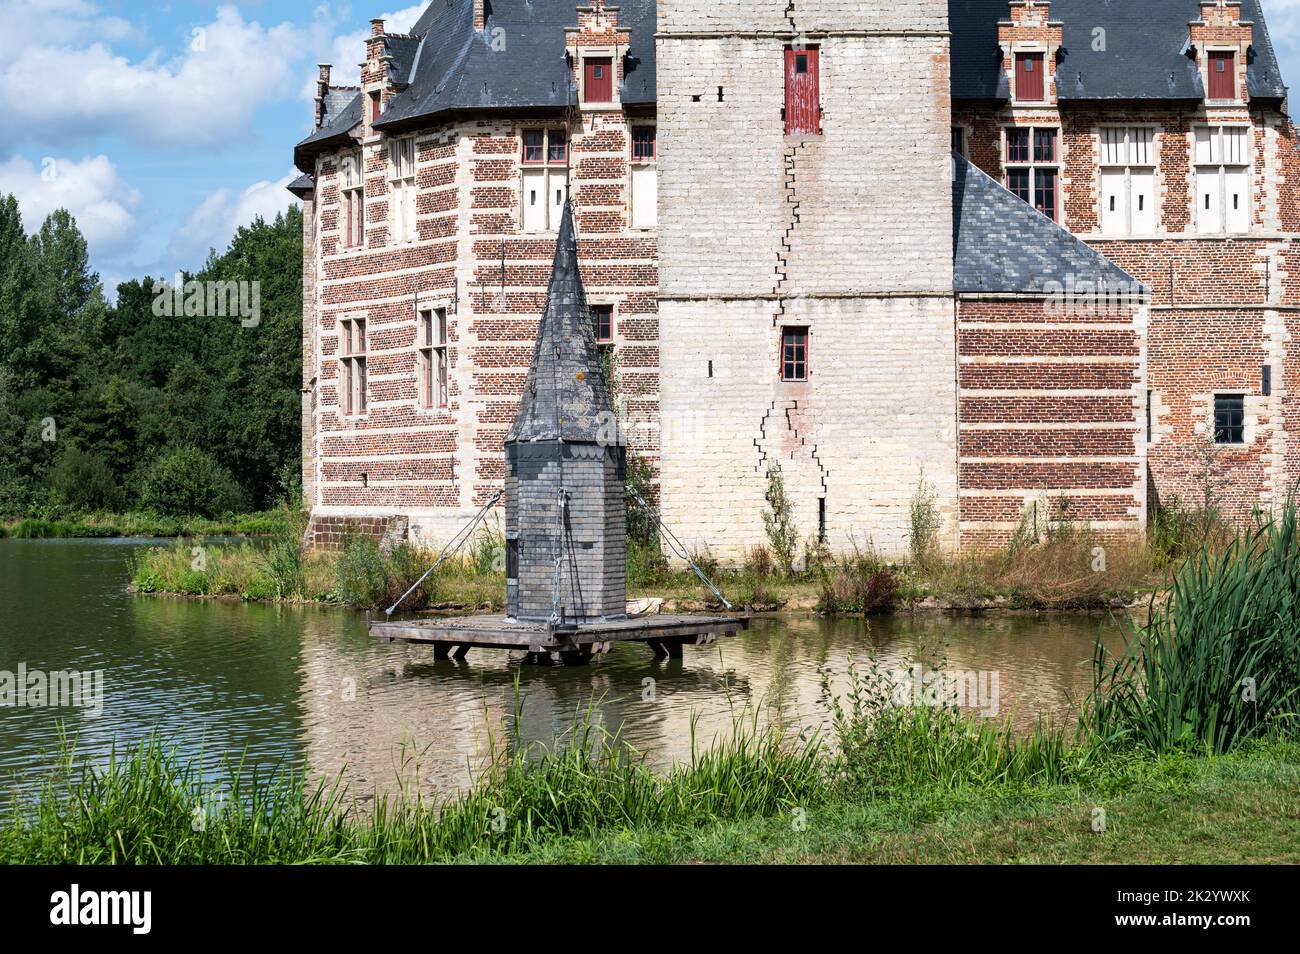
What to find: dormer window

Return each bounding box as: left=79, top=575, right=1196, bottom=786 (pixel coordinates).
left=1208, top=50, right=1236, bottom=101
left=1015, top=52, right=1045, bottom=102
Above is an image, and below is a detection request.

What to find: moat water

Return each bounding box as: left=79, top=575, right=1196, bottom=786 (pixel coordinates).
left=0, top=537, right=1128, bottom=802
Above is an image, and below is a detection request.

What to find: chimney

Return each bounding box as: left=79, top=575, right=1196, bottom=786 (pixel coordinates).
left=371, top=18, right=385, bottom=37
left=474, top=1, right=486, bottom=31
left=314, top=64, right=331, bottom=129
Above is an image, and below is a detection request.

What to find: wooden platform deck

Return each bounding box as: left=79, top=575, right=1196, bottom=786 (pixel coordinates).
left=367, top=613, right=749, bottom=664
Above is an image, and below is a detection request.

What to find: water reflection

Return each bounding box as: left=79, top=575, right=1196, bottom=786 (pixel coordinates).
left=0, top=539, right=1127, bottom=803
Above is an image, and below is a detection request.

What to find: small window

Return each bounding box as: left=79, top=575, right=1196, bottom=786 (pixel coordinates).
left=1214, top=394, right=1245, bottom=445
left=339, top=318, right=368, bottom=416
left=592, top=304, right=614, bottom=345
left=632, top=126, right=657, bottom=162
left=369, top=91, right=382, bottom=123
left=418, top=307, right=448, bottom=410
left=781, top=327, right=809, bottom=382
left=1015, top=52, right=1046, bottom=102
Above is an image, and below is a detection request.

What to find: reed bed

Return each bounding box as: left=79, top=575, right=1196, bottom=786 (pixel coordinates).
left=1089, top=504, right=1300, bottom=754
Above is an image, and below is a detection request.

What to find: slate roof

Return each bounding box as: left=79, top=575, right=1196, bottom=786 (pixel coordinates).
left=507, top=202, right=616, bottom=445
left=294, top=88, right=361, bottom=165
left=376, top=0, right=656, bottom=132
left=286, top=173, right=315, bottom=197
left=950, top=0, right=1287, bottom=102
left=953, top=154, right=1144, bottom=295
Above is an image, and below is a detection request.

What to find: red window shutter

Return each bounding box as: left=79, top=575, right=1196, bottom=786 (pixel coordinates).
left=584, top=57, right=613, bottom=103
left=1209, top=52, right=1236, bottom=100
left=784, top=46, right=821, bottom=135
left=1015, top=53, right=1045, bottom=101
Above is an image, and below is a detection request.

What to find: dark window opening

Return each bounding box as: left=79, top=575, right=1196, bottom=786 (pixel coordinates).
left=1214, top=394, right=1245, bottom=445
left=506, top=539, right=519, bottom=579
left=781, top=326, right=809, bottom=382
left=632, top=126, right=656, bottom=161
left=818, top=498, right=827, bottom=544
left=592, top=304, right=613, bottom=344
left=1006, top=128, right=1031, bottom=163
left=1263, top=365, right=1273, bottom=397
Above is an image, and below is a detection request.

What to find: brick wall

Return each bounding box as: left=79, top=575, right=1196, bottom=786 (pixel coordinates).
left=305, top=12, right=659, bottom=549
left=657, top=0, right=957, bottom=561
left=956, top=297, right=1146, bottom=546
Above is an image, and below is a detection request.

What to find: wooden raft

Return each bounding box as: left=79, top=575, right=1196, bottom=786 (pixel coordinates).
left=367, top=613, right=749, bottom=664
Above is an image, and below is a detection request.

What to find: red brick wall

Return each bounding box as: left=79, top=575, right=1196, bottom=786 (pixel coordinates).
left=956, top=297, right=1144, bottom=547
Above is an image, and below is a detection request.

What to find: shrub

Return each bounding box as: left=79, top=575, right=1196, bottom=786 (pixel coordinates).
left=762, top=465, right=798, bottom=576
left=48, top=445, right=124, bottom=512
left=139, top=446, right=245, bottom=518
left=817, top=540, right=900, bottom=615
left=908, top=470, right=941, bottom=567
left=334, top=535, right=391, bottom=609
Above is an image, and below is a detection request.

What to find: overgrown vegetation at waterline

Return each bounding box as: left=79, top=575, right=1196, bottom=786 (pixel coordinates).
left=11, top=508, right=1300, bottom=865
left=1090, top=504, right=1300, bottom=754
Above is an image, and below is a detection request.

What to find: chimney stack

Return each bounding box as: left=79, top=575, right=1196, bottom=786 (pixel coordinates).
left=314, top=64, right=331, bottom=129
left=474, top=1, right=486, bottom=31
left=371, top=18, right=385, bottom=37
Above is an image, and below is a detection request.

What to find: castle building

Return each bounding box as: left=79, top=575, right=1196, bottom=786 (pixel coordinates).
left=290, top=0, right=1300, bottom=559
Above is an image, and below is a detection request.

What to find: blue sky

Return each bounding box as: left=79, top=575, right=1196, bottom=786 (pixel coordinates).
left=3, top=0, right=1300, bottom=297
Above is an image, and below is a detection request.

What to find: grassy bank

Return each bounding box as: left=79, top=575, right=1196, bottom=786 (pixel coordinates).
left=1, top=511, right=282, bottom=540
left=124, top=492, right=1235, bottom=613
left=17, top=504, right=1283, bottom=865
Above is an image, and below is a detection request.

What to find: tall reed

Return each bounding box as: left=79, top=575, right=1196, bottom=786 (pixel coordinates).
left=1088, top=504, right=1300, bottom=753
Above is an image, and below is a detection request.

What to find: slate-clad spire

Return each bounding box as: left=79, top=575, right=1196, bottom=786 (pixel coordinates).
left=507, top=202, right=615, bottom=445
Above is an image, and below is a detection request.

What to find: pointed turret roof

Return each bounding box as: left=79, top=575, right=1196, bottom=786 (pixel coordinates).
left=507, top=203, right=615, bottom=445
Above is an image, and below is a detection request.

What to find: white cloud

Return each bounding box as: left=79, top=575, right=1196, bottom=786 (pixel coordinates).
left=0, top=5, right=304, bottom=150
left=166, top=169, right=301, bottom=267
left=306, top=3, right=428, bottom=96
left=0, top=153, right=142, bottom=258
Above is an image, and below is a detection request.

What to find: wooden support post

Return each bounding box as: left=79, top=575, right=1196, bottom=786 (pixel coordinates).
left=434, top=644, right=452, bottom=660
left=453, top=644, right=470, bottom=660
left=559, top=647, right=593, bottom=667
left=666, top=637, right=685, bottom=660
left=647, top=638, right=669, bottom=660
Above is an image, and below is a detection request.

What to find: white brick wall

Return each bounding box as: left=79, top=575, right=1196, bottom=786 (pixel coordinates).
left=657, top=1, right=958, bottom=560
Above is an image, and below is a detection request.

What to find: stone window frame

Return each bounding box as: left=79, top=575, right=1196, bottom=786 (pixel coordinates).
left=628, top=122, right=657, bottom=231
left=1003, top=124, right=1061, bottom=222
left=779, top=325, right=810, bottom=383
left=1193, top=123, right=1253, bottom=235
left=338, top=314, right=369, bottom=419
left=1213, top=393, right=1246, bottom=446
left=340, top=151, right=365, bottom=249
left=415, top=302, right=451, bottom=415
left=387, top=135, right=418, bottom=245
left=519, top=125, right=570, bottom=234
left=1097, top=126, right=1159, bottom=237
left=574, top=45, right=623, bottom=110
left=1203, top=45, right=1243, bottom=105
left=1010, top=42, right=1051, bottom=104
